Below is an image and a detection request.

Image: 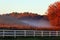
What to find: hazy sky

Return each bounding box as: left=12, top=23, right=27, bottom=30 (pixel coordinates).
left=0, top=0, right=59, bottom=15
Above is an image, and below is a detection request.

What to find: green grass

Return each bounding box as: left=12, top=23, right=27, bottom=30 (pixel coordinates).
left=0, top=36, right=60, bottom=40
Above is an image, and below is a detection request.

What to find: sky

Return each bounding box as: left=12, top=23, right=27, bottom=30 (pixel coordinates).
left=0, top=0, right=59, bottom=15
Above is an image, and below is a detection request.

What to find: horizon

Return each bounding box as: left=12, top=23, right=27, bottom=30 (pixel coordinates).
left=0, top=0, right=59, bottom=15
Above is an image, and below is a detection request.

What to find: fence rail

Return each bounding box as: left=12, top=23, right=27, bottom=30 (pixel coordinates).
left=0, top=30, right=60, bottom=37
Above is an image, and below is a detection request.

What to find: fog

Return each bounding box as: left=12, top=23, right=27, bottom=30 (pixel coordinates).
left=0, top=16, right=52, bottom=28
left=0, top=16, right=26, bottom=25
left=20, top=18, right=52, bottom=28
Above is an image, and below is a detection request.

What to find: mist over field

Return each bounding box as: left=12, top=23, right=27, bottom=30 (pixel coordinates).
left=0, top=1, right=59, bottom=30
left=20, top=17, right=51, bottom=27
left=0, top=12, right=53, bottom=30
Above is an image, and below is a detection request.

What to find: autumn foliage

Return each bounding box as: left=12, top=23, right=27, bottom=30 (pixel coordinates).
left=0, top=2, right=60, bottom=30
left=2, top=12, right=40, bottom=19
left=47, top=1, right=60, bottom=27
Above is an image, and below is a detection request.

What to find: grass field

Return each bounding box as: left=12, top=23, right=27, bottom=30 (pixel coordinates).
left=0, top=36, right=60, bottom=40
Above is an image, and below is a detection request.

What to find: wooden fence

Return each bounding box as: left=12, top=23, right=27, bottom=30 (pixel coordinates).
left=0, top=30, right=60, bottom=37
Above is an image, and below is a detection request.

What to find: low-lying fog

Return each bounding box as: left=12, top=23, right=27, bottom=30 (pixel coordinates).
left=20, top=18, right=52, bottom=28
left=0, top=16, right=52, bottom=28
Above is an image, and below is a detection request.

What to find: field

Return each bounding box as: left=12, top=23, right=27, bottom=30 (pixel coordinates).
left=0, top=36, right=60, bottom=40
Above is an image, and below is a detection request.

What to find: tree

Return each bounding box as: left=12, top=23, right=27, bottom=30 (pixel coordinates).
left=47, top=1, right=60, bottom=27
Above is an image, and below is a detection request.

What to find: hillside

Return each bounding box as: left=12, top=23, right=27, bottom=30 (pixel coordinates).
left=0, top=12, right=56, bottom=30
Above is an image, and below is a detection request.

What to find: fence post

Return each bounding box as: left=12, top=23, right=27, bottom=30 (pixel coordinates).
left=34, top=30, right=35, bottom=37
left=14, top=30, right=16, bottom=38
left=3, top=30, right=4, bottom=38
left=56, top=31, right=58, bottom=36
left=49, top=31, right=51, bottom=36
left=41, top=31, right=43, bottom=37
left=24, top=30, right=26, bottom=37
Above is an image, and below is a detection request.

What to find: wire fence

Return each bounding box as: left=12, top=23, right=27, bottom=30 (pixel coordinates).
left=0, top=30, right=60, bottom=37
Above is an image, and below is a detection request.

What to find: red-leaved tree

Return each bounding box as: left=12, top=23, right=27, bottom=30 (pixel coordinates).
left=47, top=1, right=60, bottom=27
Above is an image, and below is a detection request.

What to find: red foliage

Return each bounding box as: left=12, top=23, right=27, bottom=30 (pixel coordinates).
left=0, top=23, right=36, bottom=30
left=47, top=1, right=60, bottom=27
